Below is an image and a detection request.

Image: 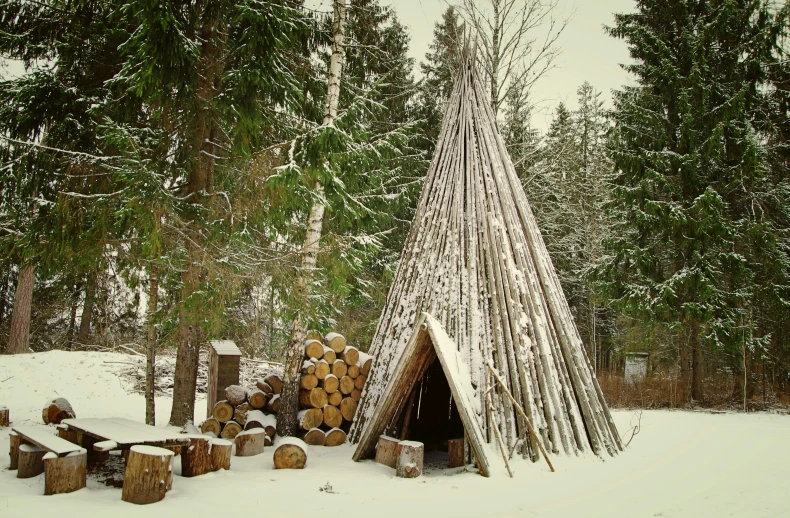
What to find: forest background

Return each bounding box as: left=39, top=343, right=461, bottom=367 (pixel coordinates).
left=1, top=0, right=789, bottom=423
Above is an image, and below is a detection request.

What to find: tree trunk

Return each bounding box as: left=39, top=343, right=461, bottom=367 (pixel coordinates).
left=170, top=316, right=200, bottom=426
left=6, top=264, right=35, bottom=354
left=66, top=283, right=80, bottom=348
left=690, top=324, right=703, bottom=402
left=77, top=269, right=98, bottom=345
left=278, top=0, right=347, bottom=437
left=146, top=260, right=158, bottom=426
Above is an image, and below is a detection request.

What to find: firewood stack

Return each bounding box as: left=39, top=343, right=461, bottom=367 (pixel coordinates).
left=297, top=331, right=373, bottom=447
left=201, top=377, right=281, bottom=445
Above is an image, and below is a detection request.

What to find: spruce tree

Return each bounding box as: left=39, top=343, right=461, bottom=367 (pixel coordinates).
left=602, top=0, right=790, bottom=401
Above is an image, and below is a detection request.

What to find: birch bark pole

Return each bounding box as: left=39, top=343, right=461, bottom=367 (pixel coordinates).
left=277, top=0, right=347, bottom=437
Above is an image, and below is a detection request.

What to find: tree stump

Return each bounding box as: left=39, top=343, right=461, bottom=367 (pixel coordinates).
left=234, top=429, right=266, bottom=457
left=17, top=444, right=46, bottom=478
left=42, top=398, right=75, bottom=425
left=121, top=445, right=173, bottom=505
left=301, top=428, right=326, bottom=446
left=9, top=431, right=20, bottom=470
left=323, top=405, right=342, bottom=429
left=448, top=438, right=466, bottom=468
left=200, top=418, right=222, bottom=436
left=210, top=439, right=232, bottom=471
left=273, top=438, right=307, bottom=469
left=395, top=441, right=424, bottom=478
left=324, top=428, right=347, bottom=447
left=339, top=397, right=358, bottom=422
left=43, top=450, right=87, bottom=495
left=0, top=406, right=8, bottom=427
left=224, top=385, right=247, bottom=406
left=374, top=435, right=399, bottom=468
left=219, top=421, right=242, bottom=440
left=212, top=400, right=234, bottom=423
left=181, top=435, right=212, bottom=477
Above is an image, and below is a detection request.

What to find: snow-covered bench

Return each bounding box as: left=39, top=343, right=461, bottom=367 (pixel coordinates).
left=10, top=425, right=87, bottom=495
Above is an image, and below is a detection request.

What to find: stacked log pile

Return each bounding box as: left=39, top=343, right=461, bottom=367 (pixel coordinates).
left=297, top=331, right=373, bottom=447
left=201, top=377, right=281, bottom=445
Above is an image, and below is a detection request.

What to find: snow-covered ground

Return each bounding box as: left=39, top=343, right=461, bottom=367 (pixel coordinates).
left=1, top=351, right=788, bottom=517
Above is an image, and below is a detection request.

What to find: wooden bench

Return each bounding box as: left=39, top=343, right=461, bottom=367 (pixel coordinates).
left=11, top=425, right=87, bottom=495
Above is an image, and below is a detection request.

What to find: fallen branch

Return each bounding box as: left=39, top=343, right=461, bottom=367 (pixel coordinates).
left=1, top=376, right=13, bottom=383
left=624, top=409, right=643, bottom=448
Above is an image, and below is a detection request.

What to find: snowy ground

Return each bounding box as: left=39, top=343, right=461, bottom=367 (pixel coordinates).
left=1, top=351, right=788, bottom=517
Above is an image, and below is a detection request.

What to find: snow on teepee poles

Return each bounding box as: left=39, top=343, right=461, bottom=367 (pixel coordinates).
left=349, top=46, right=623, bottom=461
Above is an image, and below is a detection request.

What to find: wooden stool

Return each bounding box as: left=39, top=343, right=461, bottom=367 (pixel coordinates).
left=395, top=440, right=424, bottom=478
left=17, top=444, right=46, bottom=478
left=210, top=438, right=232, bottom=471
left=121, top=445, right=174, bottom=505
left=234, top=429, right=266, bottom=457
left=43, top=450, right=87, bottom=495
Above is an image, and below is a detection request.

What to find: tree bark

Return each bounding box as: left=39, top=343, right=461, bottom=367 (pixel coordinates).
left=77, top=269, right=98, bottom=345
left=6, top=264, right=35, bottom=354
left=278, top=0, right=347, bottom=438
left=145, top=259, right=158, bottom=426
left=690, top=324, right=704, bottom=402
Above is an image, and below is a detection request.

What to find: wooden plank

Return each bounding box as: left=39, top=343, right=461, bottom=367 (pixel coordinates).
left=12, top=425, right=85, bottom=457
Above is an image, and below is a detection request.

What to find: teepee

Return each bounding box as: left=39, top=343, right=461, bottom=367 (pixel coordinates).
left=349, top=52, right=622, bottom=465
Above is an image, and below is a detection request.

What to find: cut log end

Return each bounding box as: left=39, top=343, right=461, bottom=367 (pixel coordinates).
left=212, top=401, right=234, bottom=423
left=219, top=421, right=243, bottom=440
left=273, top=439, right=308, bottom=469
left=324, top=428, right=347, bottom=447
left=44, top=450, right=87, bottom=495
left=323, top=404, right=343, bottom=429
left=264, top=375, right=283, bottom=395
left=235, top=429, right=267, bottom=457
left=200, top=418, right=222, bottom=437
left=301, top=428, right=326, bottom=446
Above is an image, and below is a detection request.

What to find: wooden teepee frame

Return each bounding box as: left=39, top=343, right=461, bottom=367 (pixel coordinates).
left=349, top=51, right=623, bottom=461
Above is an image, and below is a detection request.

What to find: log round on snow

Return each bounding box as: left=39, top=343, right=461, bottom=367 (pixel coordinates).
left=319, top=374, right=339, bottom=394
left=121, top=445, right=173, bottom=505
left=331, top=359, right=347, bottom=379
left=235, top=429, right=266, bottom=457
left=340, top=346, right=359, bottom=367
left=301, top=428, right=326, bottom=446
left=201, top=418, right=222, bottom=436
left=17, top=444, right=45, bottom=478
left=339, top=375, right=354, bottom=395
left=264, top=374, right=283, bottom=394
left=324, top=332, right=346, bottom=353
left=324, top=428, right=347, bottom=447
left=298, top=408, right=323, bottom=431
left=210, top=439, right=232, bottom=471
left=314, top=360, right=331, bottom=380
left=273, top=438, right=307, bottom=469
left=181, top=435, right=212, bottom=477
left=248, top=388, right=268, bottom=410
left=323, top=404, right=342, bottom=429
left=224, top=385, right=247, bottom=406
left=298, top=388, right=328, bottom=409
left=340, top=397, right=358, bottom=422
left=219, top=421, right=242, bottom=440
left=328, top=391, right=343, bottom=407
left=42, top=398, right=75, bottom=425
left=212, top=401, right=234, bottom=423
left=44, top=450, right=87, bottom=495
left=304, top=340, right=324, bottom=360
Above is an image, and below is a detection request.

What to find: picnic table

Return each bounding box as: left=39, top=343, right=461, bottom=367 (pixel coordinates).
left=61, top=418, right=191, bottom=454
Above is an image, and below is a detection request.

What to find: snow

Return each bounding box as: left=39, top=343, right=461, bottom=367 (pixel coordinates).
left=275, top=436, right=307, bottom=452
left=2, top=351, right=790, bottom=517
left=131, top=445, right=174, bottom=457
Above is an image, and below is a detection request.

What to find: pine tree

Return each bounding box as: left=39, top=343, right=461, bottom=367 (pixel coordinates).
left=602, top=0, right=790, bottom=401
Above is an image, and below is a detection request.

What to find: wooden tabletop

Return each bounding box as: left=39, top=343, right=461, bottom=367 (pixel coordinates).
left=61, top=418, right=191, bottom=450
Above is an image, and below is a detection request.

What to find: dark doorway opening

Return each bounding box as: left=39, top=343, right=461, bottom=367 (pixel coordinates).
left=400, top=357, right=465, bottom=466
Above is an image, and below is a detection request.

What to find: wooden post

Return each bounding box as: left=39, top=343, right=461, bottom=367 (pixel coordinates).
left=44, top=451, right=87, bottom=495
left=207, top=340, right=242, bottom=419
left=122, top=445, right=174, bottom=505
left=273, top=438, right=308, bottom=469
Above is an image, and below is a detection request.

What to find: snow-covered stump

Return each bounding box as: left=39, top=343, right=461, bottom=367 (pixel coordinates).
left=273, top=438, right=308, bottom=469
left=42, top=397, right=75, bottom=425
left=235, top=429, right=266, bottom=457
left=181, top=436, right=212, bottom=477
left=210, top=439, right=232, bottom=471
left=17, top=444, right=46, bottom=478
left=121, top=445, right=173, bottom=505
left=43, top=450, right=87, bottom=495
left=0, top=406, right=8, bottom=427
left=395, top=441, right=424, bottom=479
left=9, top=431, right=20, bottom=469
